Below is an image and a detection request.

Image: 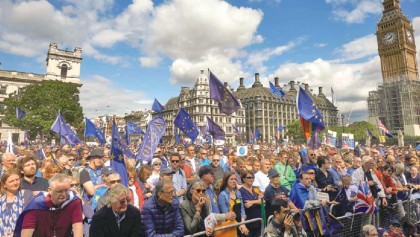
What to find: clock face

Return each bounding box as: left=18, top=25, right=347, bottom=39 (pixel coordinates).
left=382, top=32, right=397, bottom=45
left=407, top=30, right=414, bottom=43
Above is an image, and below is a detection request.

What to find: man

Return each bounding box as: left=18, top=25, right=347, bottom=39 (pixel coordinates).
left=44, top=146, right=55, bottom=160
left=289, top=171, right=319, bottom=209
left=155, top=147, right=169, bottom=170
left=67, top=153, right=77, bottom=169
left=90, top=184, right=142, bottom=236
left=18, top=173, right=83, bottom=237
left=347, top=157, right=362, bottom=175
left=197, top=147, right=211, bottom=166
left=160, top=168, right=175, bottom=180
left=199, top=165, right=219, bottom=213
left=93, top=170, right=121, bottom=211
left=184, top=144, right=201, bottom=182
left=328, top=155, right=347, bottom=186
left=210, top=154, right=225, bottom=184
left=351, top=156, right=388, bottom=206
left=362, top=224, right=378, bottom=237
left=80, top=149, right=105, bottom=201
left=141, top=180, right=184, bottom=237
left=386, top=220, right=404, bottom=237
left=254, top=158, right=271, bottom=192
left=220, top=148, right=229, bottom=168
left=1, top=152, right=17, bottom=177
left=252, top=158, right=261, bottom=174
left=264, top=199, right=303, bottom=237
left=169, top=152, right=187, bottom=200
left=264, top=169, right=297, bottom=219
left=58, top=155, right=72, bottom=176
left=18, top=155, right=49, bottom=192
left=300, top=149, right=319, bottom=174
left=274, top=151, right=296, bottom=192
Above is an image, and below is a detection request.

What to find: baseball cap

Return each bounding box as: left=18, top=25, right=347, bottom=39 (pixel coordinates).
left=88, top=149, right=104, bottom=159
left=390, top=219, right=400, bottom=227
left=267, top=168, right=280, bottom=178
left=199, top=166, right=215, bottom=178
left=101, top=166, right=115, bottom=175
left=160, top=168, right=175, bottom=176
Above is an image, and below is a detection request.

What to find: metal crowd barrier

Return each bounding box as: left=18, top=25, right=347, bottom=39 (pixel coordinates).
left=184, top=218, right=265, bottom=237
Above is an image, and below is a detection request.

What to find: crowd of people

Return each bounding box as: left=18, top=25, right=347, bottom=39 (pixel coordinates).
left=0, top=141, right=420, bottom=237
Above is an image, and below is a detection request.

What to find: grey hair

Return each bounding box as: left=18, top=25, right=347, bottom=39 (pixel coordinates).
left=105, top=173, right=121, bottom=185
left=154, top=179, right=173, bottom=195
left=105, top=184, right=131, bottom=207
left=362, top=224, right=376, bottom=236
left=362, top=156, right=373, bottom=164
left=394, top=162, right=405, bottom=174
left=49, top=173, right=71, bottom=188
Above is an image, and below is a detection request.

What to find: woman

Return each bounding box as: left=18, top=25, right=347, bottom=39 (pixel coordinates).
left=218, top=171, right=249, bottom=236
left=239, top=170, right=262, bottom=237
left=394, top=162, right=410, bottom=200
left=378, top=164, right=397, bottom=204
left=42, top=162, right=60, bottom=179
left=138, top=165, right=153, bottom=200
left=0, top=170, right=33, bottom=237
left=315, top=156, right=337, bottom=199
left=146, top=158, right=161, bottom=189
left=180, top=180, right=224, bottom=236
left=127, top=169, right=144, bottom=209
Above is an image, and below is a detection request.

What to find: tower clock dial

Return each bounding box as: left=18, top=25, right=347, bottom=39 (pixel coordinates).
left=382, top=32, right=397, bottom=45
left=406, top=30, right=414, bottom=43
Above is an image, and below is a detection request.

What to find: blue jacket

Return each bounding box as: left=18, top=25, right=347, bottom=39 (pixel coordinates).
left=141, top=196, right=184, bottom=237
left=217, top=189, right=246, bottom=219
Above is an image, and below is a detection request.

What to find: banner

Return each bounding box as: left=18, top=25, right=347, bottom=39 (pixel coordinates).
left=341, top=133, right=355, bottom=149
left=237, top=146, right=248, bottom=156
left=326, top=130, right=337, bottom=147
left=136, top=117, right=166, bottom=164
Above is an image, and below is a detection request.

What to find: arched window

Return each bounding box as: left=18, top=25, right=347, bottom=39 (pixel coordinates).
left=61, top=64, right=68, bottom=79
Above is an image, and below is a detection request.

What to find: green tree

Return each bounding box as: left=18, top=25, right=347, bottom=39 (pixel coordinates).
left=286, top=119, right=306, bottom=143
left=324, top=121, right=380, bottom=141
left=0, top=80, right=83, bottom=139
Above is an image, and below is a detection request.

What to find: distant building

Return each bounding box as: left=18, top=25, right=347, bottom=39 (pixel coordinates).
left=367, top=0, right=420, bottom=136
left=234, top=73, right=338, bottom=143
left=0, top=43, right=82, bottom=141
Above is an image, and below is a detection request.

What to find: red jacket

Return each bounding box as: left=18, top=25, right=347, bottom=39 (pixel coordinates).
left=129, top=180, right=145, bottom=209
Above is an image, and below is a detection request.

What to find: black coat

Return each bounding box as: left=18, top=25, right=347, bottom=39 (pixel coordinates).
left=89, top=204, right=142, bottom=237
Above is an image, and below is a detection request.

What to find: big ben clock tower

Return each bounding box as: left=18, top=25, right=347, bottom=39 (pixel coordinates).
left=368, top=0, right=420, bottom=136
left=376, top=0, right=418, bottom=82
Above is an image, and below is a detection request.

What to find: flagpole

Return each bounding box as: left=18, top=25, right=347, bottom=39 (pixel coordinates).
left=208, top=69, right=216, bottom=153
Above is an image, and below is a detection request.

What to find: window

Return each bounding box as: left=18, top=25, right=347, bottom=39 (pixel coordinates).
left=0, top=86, right=7, bottom=94
left=61, top=64, right=68, bottom=79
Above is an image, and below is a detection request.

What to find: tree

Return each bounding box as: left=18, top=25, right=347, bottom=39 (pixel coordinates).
left=286, top=119, right=306, bottom=143
left=325, top=121, right=379, bottom=141
left=0, top=80, right=83, bottom=140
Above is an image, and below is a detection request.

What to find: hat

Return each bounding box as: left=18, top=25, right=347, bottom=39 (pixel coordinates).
left=160, top=168, right=175, bottom=176
left=101, top=166, right=115, bottom=175
left=390, top=219, right=400, bottom=227
left=329, top=150, right=337, bottom=156
left=199, top=166, right=215, bottom=178
left=223, top=148, right=229, bottom=154
left=88, top=149, right=104, bottom=159
left=267, top=168, right=279, bottom=178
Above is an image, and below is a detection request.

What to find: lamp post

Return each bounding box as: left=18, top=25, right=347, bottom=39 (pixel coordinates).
left=341, top=114, right=345, bottom=147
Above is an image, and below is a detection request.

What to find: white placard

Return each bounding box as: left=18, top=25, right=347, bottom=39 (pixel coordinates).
left=317, top=192, right=330, bottom=202
left=237, top=146, right=248, bottom=156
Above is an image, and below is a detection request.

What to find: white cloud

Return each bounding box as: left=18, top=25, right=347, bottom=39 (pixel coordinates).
left=334, top=34, right=377, bottom=61
left=326, top=0, right=382, bottom=24
left=80, top=75, right=153, bottom=117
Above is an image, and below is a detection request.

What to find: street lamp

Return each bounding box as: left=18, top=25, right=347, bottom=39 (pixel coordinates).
left=341, top=114, right=345, bottom=133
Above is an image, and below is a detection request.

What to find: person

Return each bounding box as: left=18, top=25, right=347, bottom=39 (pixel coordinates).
left=147, top=158, right=162, bottom=189
left=93, top=172, right=122, bottom=211
left=362, top=224, right=379, bottom=237
left=179, top=180, right=223, bottom=236
left=274, top=151, right=296, bottom=192
left=210, top=154, right=225, bottom=184
left=217, top=171, right=249, bottom=236
left=141, top=179, right=184, bottom=237
left=127, top=169, right=144, bottom=209
left=0, top=170, right=34, bottom=237
left=328, top=155, right=347, bottom=186
left=264, top=199, right=305, bottom=237
left=185, top=144, right=201, bottom=182
left=347, top=157, right=362, bottom=175
left=315, top=156, right=338, bottom=200
left=17, top=155, right=49, bottom=193
left=289, top=171, right=320, bottom=209
left=169, top=152, right=187, bottom=201
left=198, top=147, right=211, bottom=166
left=42, top=162, right=60, bottom=179
left=386, top=220, right=404, bottom=237
left=300, top=149, right=319, bottom=174
left=89, top=184, right=142, bottom=237
left=16, top=173, right=83, bottom=237
left=80, top=148, right=105, bottom=201
left=252, top=158, right=261, bottom=174
left=138, top=165, right=153, bottom=200
left=0, top=152, right=17, bottom=177
left=253, top=158, right=271, bottom=192
left=239, top=170, right=263, bottom=237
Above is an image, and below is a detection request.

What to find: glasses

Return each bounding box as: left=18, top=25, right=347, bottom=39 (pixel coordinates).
left=109, top=179, right=121, bottom=184
left=213, top=159, right=220, bottom=162
left=194, top=189, right=206, bottom=193
left=153, top=163, right=162, bottom=166
left=53, top=189, right=70, bottom=195
left=70, top=183, right=79, bottom=187
left=119, top=198, right=131, bottom=205
left=387, top=170, right=393, bottom=173
left=309, top=154, right=316, bottom=157
left=308, top=172, right=315, bottom=174
left=171, top=160, right=180, bottom=163
left=69, top=159, right=75, bottom=161
left=245, top=176, right=254, bottom=180
left=162, top=190, right=176, bottom=196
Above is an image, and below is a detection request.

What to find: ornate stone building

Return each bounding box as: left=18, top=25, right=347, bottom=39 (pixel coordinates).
left=0, top=43, right=82, bottom=141
left=234, top=74, right=338, bottom=143
left=159, top=70, right=246, bottom=144
left=367, top=0, right=420, bottom=136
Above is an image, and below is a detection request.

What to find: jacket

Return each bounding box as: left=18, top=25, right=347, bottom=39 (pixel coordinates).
left=89, top=204, right=142, bottom=237
left=141, top=196, right=184, bottom=237
left=179, top=200, right=210, bottom=235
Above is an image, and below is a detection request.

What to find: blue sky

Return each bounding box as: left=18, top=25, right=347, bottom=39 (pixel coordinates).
left=0, top=0, right=419, bottom=122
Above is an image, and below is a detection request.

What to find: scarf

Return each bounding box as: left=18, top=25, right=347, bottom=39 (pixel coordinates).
left=0, top=190, right=25, bottom=236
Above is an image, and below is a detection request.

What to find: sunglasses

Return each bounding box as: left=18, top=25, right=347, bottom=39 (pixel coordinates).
left=109, top=179, right=121, bottom=184
left=194, top=189, right=206, bottom=193
left=213, top=159, right=220, bottom=162
left=153, top=163, right=162, bottom=166
left=171, top=160, right=180, bottom=163
left=69, top=159, right=75, bottom=161
left=245, top=176, right=254, bottom=179
left=119, top=198, right=131, bottom=205
left=70, top=183, right=79, bottom=187
left=387, top=170, right=393, bottom=173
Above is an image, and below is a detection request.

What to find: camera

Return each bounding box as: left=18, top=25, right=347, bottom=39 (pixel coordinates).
left=285, top=210, right=297, bottom=217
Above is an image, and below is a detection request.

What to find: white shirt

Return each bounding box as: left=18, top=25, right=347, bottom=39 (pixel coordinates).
left=129, top=185, right=139, bottom=209
left=186, top=157, right=197, bottom=173
left=253, top=170, right=270, bottom=192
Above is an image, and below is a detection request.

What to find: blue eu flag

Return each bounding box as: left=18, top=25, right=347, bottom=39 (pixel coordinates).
left=207, top=117, right=225, bottom=140
left=126, top=121, right=144, bottom=143
left=209, top=70, right=241, bottom=115
left=269, top=82, right=285, bottom=98
left=111, top=121, right=131, bottom=186
left=174, top=108, right=199, bottom=143
left=51, top=111, right=81, bottom=146
left=16, top=107, right=26, bottom=120
left=254, top=129, right=261, bottom=140
left=152, top=98, right=165, bottom=114
left=84, top=118, right=106, bottom=145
